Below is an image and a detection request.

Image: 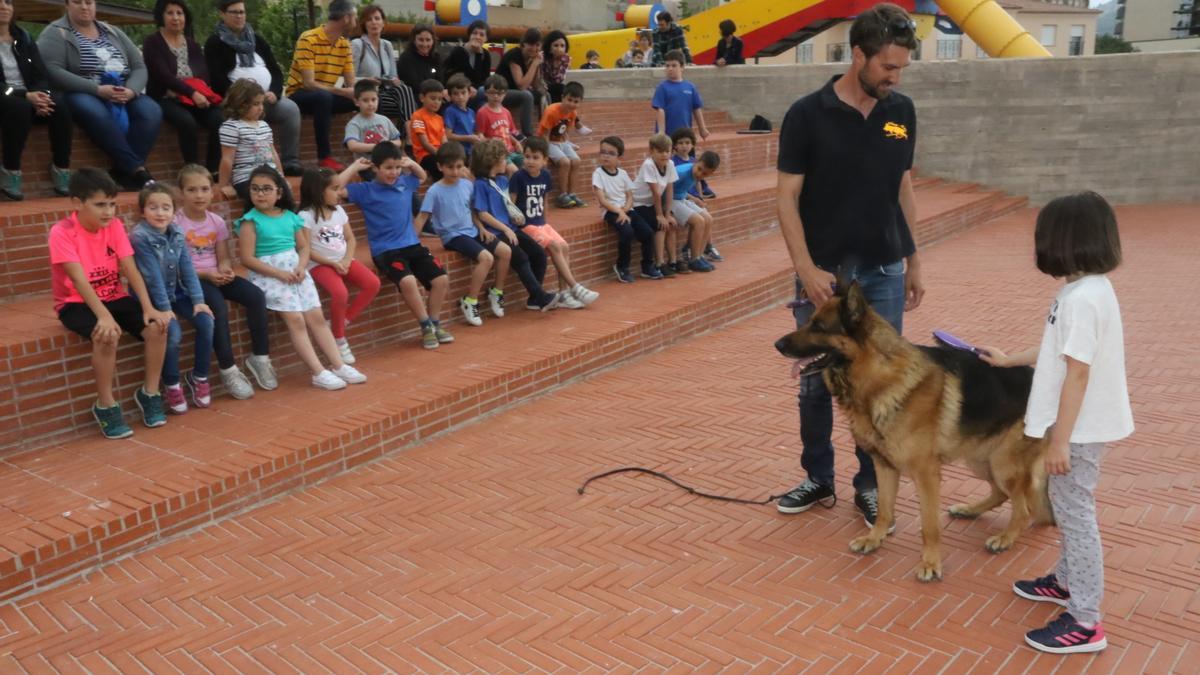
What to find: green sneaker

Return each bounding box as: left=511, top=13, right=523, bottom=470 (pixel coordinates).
left=0, top=168, right=23, bottom=201
left=134, top=388, right=167, bottom=428
left=421, top=325, right=439, bottom=350
left=434, top=324, right=454, bottom=344
left=92, top=402, right=133, bottom=439
left=50, top=165, right=71, bottom=197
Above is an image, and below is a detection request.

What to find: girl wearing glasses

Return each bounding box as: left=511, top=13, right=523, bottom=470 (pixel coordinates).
left=235, top=165, right=367, bottom=391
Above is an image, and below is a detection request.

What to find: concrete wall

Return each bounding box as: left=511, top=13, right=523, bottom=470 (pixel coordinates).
left=573, top=51, right=1200, bottom=204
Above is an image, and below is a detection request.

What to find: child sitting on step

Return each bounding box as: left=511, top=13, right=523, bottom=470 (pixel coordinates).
left=50, top=168, right=172, bottom=438
left=592, top=136, right=654, bottom=285
left=173, top=164, right=276, bottom=400
left=414, top=141, right=506, bottom=327
left=671, top=129, right=723, bottom=262
left=471, top=139, right=561, bottom=312
left=130, top=182, right=215, bottom=415
left=670, top=149, right=721, bottom=274
left=235, top=165, right=367, bottom=390
left=509, top=136, right=598, bottom=308
left=336, top=143, right=455, bottom=350
left=298, top=167, right=381, bottom=365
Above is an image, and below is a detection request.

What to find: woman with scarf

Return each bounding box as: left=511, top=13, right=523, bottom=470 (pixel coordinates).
left=0, top=0, right=73, bottom=200
left=37, top=0, right=161, bottom=190
left=203, top=0, right=302, bottom=176
left=144, top=0, right=223, bottom=173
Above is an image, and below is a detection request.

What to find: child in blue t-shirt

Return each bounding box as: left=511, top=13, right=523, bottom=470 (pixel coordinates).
left=469, top=139, right=561, bottom=312
left=443, top=75, right=485, bottom=157
left=670, top=151, right=721, bottom=273
left=672, top=129, right=724, bottom=262
left=652, top=49, right=710, bottom=140
left=509, top=136, right=598, bottom=308
left=337, top=143, right=453, bottom=350
left=414, top=141, right=507, bottom=326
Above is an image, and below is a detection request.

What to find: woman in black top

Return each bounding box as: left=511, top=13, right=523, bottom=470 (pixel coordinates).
left=443, top=19, right=490, bottom=109
left=716, top=19, right=745, bottom=66
left=144, top=0, right=224, bottom=172
left=396, top=24, right=442, bottom=93
left=0, top=0, right=73, bottom=199
left=496, top=27, right=543, bottom=136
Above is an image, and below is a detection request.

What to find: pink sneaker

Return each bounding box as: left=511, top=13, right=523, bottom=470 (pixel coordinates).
left=164, top=384, right=188, bottom=414
left=184, top=371, right=211, bottom=408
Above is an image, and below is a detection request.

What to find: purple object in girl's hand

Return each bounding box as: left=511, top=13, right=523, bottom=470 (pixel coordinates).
left=933, top=330, right=985, bottom=356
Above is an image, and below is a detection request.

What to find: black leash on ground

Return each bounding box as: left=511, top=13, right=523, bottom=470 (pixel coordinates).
left=578, top=467, right=827, bottom=507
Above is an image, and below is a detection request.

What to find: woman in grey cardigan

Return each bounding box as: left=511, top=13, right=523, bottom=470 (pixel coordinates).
left=38, top=0, right=162, bottom=190
left=350, top=4, right=413, bottom=124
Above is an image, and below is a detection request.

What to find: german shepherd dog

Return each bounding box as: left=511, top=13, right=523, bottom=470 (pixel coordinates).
left=775, top=282, right=1052, bottom=581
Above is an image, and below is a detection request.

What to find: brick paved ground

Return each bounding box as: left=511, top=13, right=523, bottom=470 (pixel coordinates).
left=0, top=204, right=1196, bottom=672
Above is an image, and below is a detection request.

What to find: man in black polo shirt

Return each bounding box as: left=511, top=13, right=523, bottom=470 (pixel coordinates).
left=774, top=3, right=926, bottom=528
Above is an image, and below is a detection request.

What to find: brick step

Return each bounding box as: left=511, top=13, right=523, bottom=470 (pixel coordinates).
left=0, top=130, right=780, bottom=301
left=0, top=231, right=799, bottom=604
left=12, top=105, right=740, bottom=199
left=0, top=169, right=784, bottom=452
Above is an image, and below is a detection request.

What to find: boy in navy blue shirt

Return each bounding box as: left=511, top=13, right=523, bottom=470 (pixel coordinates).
left=337, top=143, right=453, bottom=350
left=443, top=75, right=484, bottom=157
left=509, top=137, right=599, bottom=309
left=671, top=128, right=723, bottom=262
left=653, top=50, right=716, bottom=199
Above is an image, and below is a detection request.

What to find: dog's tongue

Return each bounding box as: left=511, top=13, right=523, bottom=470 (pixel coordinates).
left=790, top=360, right=808, bottom=380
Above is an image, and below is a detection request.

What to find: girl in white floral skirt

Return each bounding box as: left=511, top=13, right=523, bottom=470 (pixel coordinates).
left=235, top=166, right=367, bottom=390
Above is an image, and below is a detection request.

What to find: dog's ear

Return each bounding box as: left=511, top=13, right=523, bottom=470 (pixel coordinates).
left=839, top=280, right=868, bottom=331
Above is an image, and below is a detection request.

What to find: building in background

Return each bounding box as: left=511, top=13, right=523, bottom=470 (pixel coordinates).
left=1115, top=0, right=1200, bottom=50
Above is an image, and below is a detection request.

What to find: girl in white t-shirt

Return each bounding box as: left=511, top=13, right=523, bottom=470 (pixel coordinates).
left=982, top=191, right=1132, bottom=656
left=298, top=168, right=381, bottom=365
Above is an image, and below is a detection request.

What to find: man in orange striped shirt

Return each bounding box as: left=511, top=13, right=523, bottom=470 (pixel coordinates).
left=285, top=0, right=358, bottom=171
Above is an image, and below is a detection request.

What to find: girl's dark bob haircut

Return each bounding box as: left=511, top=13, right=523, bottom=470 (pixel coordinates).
left=1034, top=191, right=1122, bottom=278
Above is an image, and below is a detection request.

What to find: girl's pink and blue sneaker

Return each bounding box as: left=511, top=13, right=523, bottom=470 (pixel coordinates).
left=1025, top=612, right=1107, bottom=654
left=1013, top=574, right=1070, bottom=607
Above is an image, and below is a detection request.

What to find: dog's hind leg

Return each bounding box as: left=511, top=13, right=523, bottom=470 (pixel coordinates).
left=912, top=466, right=945, bottom=582
left=948, top=484, right=1008, bottom=519
left=849, top=460, right=899, bottom=556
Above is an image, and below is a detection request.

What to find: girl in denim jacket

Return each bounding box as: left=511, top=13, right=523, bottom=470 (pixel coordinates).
left=130, top=183, right=214, bottom=414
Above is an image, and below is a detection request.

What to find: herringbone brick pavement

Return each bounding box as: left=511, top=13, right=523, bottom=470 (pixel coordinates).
left=0, top=204, right=1196, bottom=672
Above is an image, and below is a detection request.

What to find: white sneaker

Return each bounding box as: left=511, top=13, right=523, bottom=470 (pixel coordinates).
left=336, top=339, right=356, bottom=365
left=571, top=284, right=599, bottom=306
left=332, top=364, right=367, bottom=384
left=219, top=365, right=255, bottom=400
left=488, top=288, right=506, bottom=317
left=557, top=291, right=585, bottom=309
left=312, top=369, right=347, bottom=390
left=460, top=297, right=483, bottom=326
left=245, top=355, right=278, bottom=390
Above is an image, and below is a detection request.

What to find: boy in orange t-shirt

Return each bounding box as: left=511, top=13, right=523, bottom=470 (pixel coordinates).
left=410, top=79, right=448, bottom=181
left=536, top=81, right=587, bottom=208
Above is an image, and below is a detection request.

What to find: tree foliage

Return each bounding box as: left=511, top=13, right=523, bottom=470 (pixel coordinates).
left=1095, top=34, right=1137, bottom=54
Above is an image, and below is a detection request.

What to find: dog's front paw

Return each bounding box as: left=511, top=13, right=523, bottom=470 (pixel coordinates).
left=849, top=535, right=883, bottom=554
left=984, top=533, right=1015, bottom=553
left=948, top=503, right=979, bottom=519
left=915, top=558, right=943, bottom=582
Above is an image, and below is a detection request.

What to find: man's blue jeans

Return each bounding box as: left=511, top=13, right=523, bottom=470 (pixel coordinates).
left=65, top=92, right=161, bottom=174
left=792, top=260, right=906, bottom=491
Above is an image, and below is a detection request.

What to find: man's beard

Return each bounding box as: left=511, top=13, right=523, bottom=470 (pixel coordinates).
left=858, top=70, right=891, bottom=100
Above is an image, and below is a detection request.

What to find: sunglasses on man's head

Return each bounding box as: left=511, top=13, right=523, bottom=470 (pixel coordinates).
left=883, top=17, right=917, bottom=37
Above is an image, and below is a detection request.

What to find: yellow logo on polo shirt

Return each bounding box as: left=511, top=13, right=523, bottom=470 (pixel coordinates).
left=883, top=121, right=908, bottom=140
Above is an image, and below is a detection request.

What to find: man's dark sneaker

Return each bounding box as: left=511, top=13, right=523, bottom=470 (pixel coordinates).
left=855, top=489, right=896, bottom=533
left=658, top=263, right=677, bottom=278
left=640, top=264, right=663, bottom=280
left=134, top=388, right=167, bottom=428
left=283, top=163, right=305, bottom=177
left=92, top=402, right=133, bottom=439
left=1025, top=612, right=1107, bottom=654
left=614, top=265, right=635, bottom=283
left=1013, top=574, right=1071, bottom=607
left=776, top=479, right=836, bottom=514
